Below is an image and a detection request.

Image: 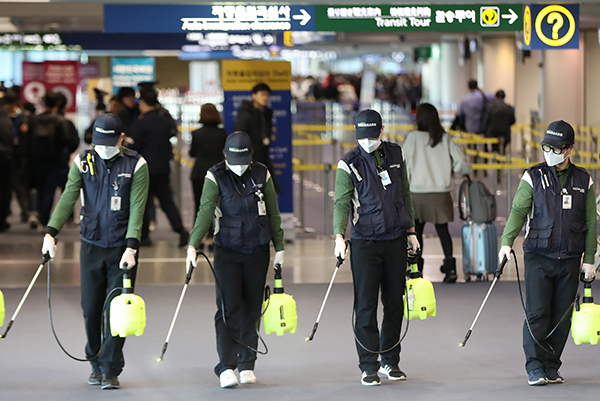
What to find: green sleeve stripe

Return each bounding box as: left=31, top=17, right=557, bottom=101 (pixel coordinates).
left=189, top=176, right=220, bottom=248
left=48, top=160, right=83, bottom=233
left=401, top=162, right=415, bottom=228
left=264, top=176, right=284, bottom=252
left=126, top=161, right=149, bottom=241
left=584, top=181, right=597, bottom=264
left=501, top=175, right=533, bottom=247
left=333, top=168, right=353, bottom=236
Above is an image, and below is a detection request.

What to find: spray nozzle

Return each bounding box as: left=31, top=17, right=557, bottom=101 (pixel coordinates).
left=494, top=255, right=509, bottom=279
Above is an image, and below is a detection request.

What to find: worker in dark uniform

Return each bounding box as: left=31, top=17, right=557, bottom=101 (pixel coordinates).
left=186, top=131, right=284, bottom=389
left=42, top=114, right=149, bottom=390
left=333, top=109, right=420, bottom=386
left=499, top=120, right=597, bottom=386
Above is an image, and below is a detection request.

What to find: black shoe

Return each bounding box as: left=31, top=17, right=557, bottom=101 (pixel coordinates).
left=101, top=374, right=120, bottom=390
left=442, top=257, right=457, bottom=283
left=178, top=230, right=189, bottom=248
left=360, top=370, right=381, bottom=386
left=140, top=237, right=152, bottom=247
left=88, top=369, right=102, bottom=385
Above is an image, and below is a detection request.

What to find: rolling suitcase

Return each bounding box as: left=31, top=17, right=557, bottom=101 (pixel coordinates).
left=462, top=221, right=498, bottom=282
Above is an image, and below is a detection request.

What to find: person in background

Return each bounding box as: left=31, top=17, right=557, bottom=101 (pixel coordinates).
left=333, top=109, right=419, bottom=386
left=4, top=89, right=32, bottom=225
left=233, top=83, right=281, bottom=193
left=26, top=91, right=68, bottom=230
left=483, top=90, right=516, bottom=155
left=189, top=103, right=227, bottom=251
left=403, top=103, right=471, bottom=282
left=130, top=88, right=188, bottom=247
left=499, top=120, right=597, bottom=386
left=186, top=132, right=284, bottom=388
left=116, top=87, right=139, bottom=139
left=0, top=109, right=13, bottom=231
left=457, top=79, right=494, bottom=135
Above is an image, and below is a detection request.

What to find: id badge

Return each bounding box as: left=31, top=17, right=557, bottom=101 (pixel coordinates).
left=258, top=200, right=267, bottom=216
left=379, top=170, right=392, bottom=187
left=562, top=194, right=572, bottom=209
left=111, top=196, right=122, bottom=211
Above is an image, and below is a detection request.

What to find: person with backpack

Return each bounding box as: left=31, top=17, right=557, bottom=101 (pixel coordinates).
left=403, top=103, right=470, bottom=282
left=499, top=120, right=597, bottom=386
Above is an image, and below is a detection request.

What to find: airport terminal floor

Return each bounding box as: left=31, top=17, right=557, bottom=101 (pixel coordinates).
left=0, top=162, right=599, bottom=401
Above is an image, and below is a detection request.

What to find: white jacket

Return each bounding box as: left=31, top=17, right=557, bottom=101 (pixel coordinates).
left=403, top=130, right=471, bottom=193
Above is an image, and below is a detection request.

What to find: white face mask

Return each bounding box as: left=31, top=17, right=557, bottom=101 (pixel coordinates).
left=358, top=138, right=381, bottom=153
left=94, top=145, right=120, bottom=160
left=226, top=161, right=249, bottom=176
left=544, top=151, right=566, bottom=167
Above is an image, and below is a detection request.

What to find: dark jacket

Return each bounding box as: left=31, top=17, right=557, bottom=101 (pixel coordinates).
left=130, top=107, right=177, bottom=175
left=189, top=123, right=227, bottom=181
left=0, top=112, right=13, bottom=163
left=484, top=99, right=515, bottom=141
left=59, top=115, right=80, bottom=166
left=523, top=162, right=590, bottom=260
left=232, top=100, right=273, bottom=165
left=117, top=104, right=140, bottom=138
left=26, top=111, right=68, bottom=166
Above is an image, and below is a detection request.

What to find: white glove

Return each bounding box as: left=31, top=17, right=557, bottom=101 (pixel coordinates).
left=120, top=248, right=136, bottom=270
left=186, top=246, right=197, bottom=274
left=407, top=233, right=420, bottom=252
left=582, top=263, right=596, bottom=281
left=498, top=245, right=512, bottom=263
left=334, top=237, right=347, bottom=260
left=42, top=235, right=56, bottom=259
left=274, top=250, right=285, bottom=268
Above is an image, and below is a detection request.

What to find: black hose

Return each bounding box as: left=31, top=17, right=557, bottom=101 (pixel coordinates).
left=46, top=259, right=121, bottom=362
left=513, top=249, right=579, bottom=356
left=198, top=251, right=269, bottom=355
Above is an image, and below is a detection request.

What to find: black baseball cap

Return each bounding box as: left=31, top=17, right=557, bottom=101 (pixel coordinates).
left=355, top=109, right=382, bottom=139
left=540, top=120, right=575, bottom=149
left=92, top=113, right=122, bottom=146
left=225, top=131, right=253, bottom=165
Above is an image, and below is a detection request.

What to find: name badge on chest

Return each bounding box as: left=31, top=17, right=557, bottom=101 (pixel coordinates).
left=258, top=200, right=267, bottom=215
left=379, top=170, right=392, bottom=187
left=111, top=196, right=122, bottom=211
left=562, top=194, right=572, bottom=210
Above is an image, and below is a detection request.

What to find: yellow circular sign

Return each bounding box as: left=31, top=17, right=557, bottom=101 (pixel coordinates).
left=481, top=8, right=498, bottom=25
left=524, top=6, right=531, bottom=46
left=535, top=5, right=575, bottom=47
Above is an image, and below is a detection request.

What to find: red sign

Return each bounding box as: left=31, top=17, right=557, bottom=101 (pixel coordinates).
left=44, top=60, right=79, bottom=112
left=22, top=62, right=46, bottom=110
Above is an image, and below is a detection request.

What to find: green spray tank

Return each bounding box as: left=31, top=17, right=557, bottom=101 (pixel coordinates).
left=262, top=264, right=297, bottom=336
left=0, top=290, right=4, bottom=327
left=571, top=277, right=600, bottom=345
left=403, top=251, right=436, bottom=320
left=110, top=266, right=146, bottom=338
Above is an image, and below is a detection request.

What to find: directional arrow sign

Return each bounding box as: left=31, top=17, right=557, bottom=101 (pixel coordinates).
left=293, top=9, right=312, bottom=26
left=502, top=8, right=518, bottom=24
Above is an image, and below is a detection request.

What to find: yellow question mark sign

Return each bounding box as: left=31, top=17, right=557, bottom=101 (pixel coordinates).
left=535, top=5, right=575, bottom=47
left=547, top=12, right=564, bottom=40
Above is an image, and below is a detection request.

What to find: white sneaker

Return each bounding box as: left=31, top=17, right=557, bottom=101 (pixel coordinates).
left=239, top=370, right=256, bottom=384
left=219, top=369, right=238, bottom=388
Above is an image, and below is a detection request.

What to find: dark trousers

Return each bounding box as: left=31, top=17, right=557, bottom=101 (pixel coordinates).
left=141, top=173, right=184, bottom=239
left=213, top=246, right=270, bottom=376
left=350, top=237, right=407, bottom=372
left=415, top=221, right=453, bottom=259
left=80, top=241, right=137, bottom=376
left=0, top=159, right=12, bottom=227
left=523, top=252, right=580, bottom=372
left=10, top=159, right=29, bottom=221
left=32, top=164, right=60, bottom=226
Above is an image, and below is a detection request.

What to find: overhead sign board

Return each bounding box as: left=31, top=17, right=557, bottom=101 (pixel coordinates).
left=0, top=33, right=81, bottom=51
left=104, top=5, right=316, bottom=33
left=314, top=4, right=521, bottom=32
left=523, top=4, right=579, bottom=50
